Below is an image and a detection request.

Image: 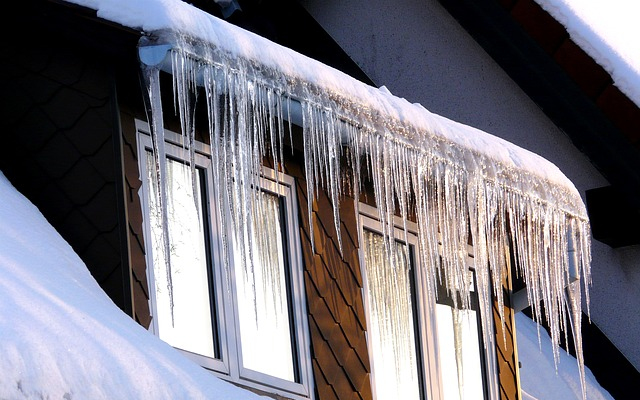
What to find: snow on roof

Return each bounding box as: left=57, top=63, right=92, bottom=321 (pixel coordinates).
left=516, top=313, right=615, bottom=400
left=0, top=172, right=267, bottom=399
left=533, top=0, right=640, bottom=108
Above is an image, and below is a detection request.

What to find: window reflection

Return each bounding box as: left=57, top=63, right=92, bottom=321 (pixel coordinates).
left=146, top=153, right=216, bottom=358
left=436, top=271, right=485, bottom=400
left=234, top=191, right=296, bottom=382
left=362, top=230, right=422, bottom=400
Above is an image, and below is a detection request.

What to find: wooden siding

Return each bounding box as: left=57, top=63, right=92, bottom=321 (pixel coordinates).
left=282, top=156, right=373, bottom=400
left=494, top=262, right=521, bottom=400
left=119, top=113, right=152, bottom=327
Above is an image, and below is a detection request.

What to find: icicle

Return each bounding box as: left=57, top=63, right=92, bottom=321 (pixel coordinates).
left=566, top=279, right=587, bottom=400
left=141, top=62, right=176, bottom=326
left=326, top=112, right=344, bottom=254
left=301, top=102, right=317, bottom=252
left=170, top=49, right=202, bottom=225
left=202, top=63, right=234, bottom=293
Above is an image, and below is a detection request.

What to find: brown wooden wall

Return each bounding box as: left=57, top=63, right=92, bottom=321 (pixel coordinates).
left=119, top=113, right=152, bottom=327
left=281, top=157, right=373, bottom=400
left=493, top=264, right=521, bottom=400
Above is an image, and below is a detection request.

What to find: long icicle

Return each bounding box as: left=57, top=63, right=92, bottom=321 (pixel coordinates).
left=141, top=62, right=175, bottom=326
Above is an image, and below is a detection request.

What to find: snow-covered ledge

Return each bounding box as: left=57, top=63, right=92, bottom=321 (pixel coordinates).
left=63, top=0, right=592, bottom=399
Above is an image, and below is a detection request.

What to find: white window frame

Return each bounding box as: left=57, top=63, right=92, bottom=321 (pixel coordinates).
left=136, top=119, right=314, bottom=400
left=357, top=202, right=491, bottom=400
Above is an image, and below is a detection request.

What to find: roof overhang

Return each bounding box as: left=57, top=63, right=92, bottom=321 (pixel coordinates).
left=138, top=28, right=587, bottom=219
left=438, top=0, right=640, bottom=247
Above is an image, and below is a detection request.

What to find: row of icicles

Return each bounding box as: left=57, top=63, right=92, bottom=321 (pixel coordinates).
left=140, top=32, right=592, bottom=400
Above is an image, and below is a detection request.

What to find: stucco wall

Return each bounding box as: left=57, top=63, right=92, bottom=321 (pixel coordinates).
left=298, top=0, right=640, bottom=370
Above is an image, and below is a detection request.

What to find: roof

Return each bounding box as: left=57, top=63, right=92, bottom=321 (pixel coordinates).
left=439, top=0, right=640, bottom=246
left=532, top=0, right=640, bottom=108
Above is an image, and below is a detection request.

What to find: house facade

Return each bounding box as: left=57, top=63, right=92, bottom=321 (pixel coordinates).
left=3, top=0, right=633, bottom=399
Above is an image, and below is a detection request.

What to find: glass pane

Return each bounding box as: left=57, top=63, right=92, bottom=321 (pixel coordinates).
left=146, top=152, right=216, bottom=358
left=362, top=230, right=421, bottom=400
left=436, top=304, right=484, bottom=400
left=235, top=192, right=296, bottom=381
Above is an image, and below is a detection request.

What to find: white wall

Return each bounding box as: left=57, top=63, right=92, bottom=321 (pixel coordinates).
left=298, top=0, right=640, bottom=370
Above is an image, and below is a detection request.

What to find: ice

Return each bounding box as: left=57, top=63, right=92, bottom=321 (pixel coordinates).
left=139, top=28, right=592, bottom=400
left=141, top=63, right=175, bottom=323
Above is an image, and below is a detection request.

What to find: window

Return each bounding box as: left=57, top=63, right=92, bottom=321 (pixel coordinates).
left=137, top=120, right=314, bottom=400
left=359, top=206, right=433, bottom=400
left=435, top=269, right=487, bottom=400
left=360, top=227, right=423, bottom=399
left=358, top=203, right=488, bottom=400
left=145, top=152, right=219, bottom=361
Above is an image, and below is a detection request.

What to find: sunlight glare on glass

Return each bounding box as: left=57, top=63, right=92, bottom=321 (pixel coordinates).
left=234, top=191, right=296, bottom=381
left=362, top=230, right=421, bottom=400
left=436, top=305, right=484, bottom=400
left=147, top=153, right=216, bottom=358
